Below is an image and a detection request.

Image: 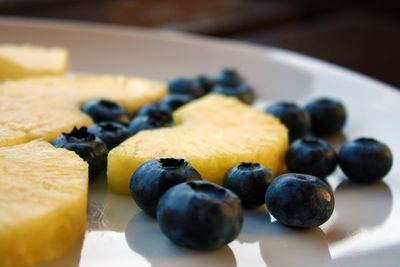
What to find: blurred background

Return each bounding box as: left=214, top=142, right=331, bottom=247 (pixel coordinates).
left=0, top=0, right=399, bottom=87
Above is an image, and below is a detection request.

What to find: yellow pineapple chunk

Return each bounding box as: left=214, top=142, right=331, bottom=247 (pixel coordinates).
left=108, top=94, right=289, bottom=194
left=0, top=44, right=68, bottom=82
left=0, top=75, right=167, bottom=147
left=0, top=141, right=88, bottom=267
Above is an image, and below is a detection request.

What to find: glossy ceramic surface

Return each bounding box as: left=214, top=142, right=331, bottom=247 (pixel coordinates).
left=0, top=17, right=399, bottom=267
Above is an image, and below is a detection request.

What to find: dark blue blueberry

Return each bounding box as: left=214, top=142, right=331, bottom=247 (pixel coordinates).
left=168, top=78, right=206, bottom=98
left=266, top=102, right=311, bottom=142
left=339, top=138, right=393, bottom=183
left=214, top=69, right=243, bottom=86
left=193, top=75, right=215, bottom=93
left=129, top=104, right=173, bottom=135
left=82, top=99, right=130, bottom=125
left=128, top=116, right=156, bottom=135
left=157, top=181, right=243, bottom=250
left=136, top=103, right=172, bottom=117
left=265, top=173, right=335, bottom=228
left=128, top=113, right=172, bottom=135
left=158, top=94, right=193, bottom=111
left=285, top=136, right=338, bottom=178
left=305, top=97, right=347, bottom=136
left=212, top=84, right=255, bottom=104
left=87, top=121, right=131, bottom=150
left=223, top=162, right=274, bottom=209
left=52, top=126, right=108, bottom=178
left=130, top=158, right=202, bottom=217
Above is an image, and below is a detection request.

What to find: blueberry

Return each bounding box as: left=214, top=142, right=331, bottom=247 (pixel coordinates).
left=129, top=104, right=173, bottom=135
left=136, top=103, right=172, bottom=117
left=223, top=162, right=274, bottom=209
left=193, top=75, right=215, bottom=93
left=305, top=97, right=347, bottom=136
left=168, top=78, right=206, bottom=98
left=158, top=94, right=193, bottom=111
left=130, top=158, right=202, bottom=217
left=52, top=126, right=108, bottom=178
left=214, top=69, right=243, bottom=86
left=266, top=102, right=311, bottom=142
left=265, top=173, right=335, bottom=228
left=128, top=113, right=172, bottom=135
left=157, top=181, right=243, bottom=250
left=285, top=136, right=338, bottom=178
left=339, top=138, right=393, bottom=183
left=212, top=84, right=255, bottom=104
left=87, top=121, right=131, bottom=150
left=82, top=99, right=130, bottom=125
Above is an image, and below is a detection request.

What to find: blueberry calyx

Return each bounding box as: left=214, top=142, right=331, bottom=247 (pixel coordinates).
left=159, top=158, right=186, bottom=169
left=237, top=162, right=261, bottom=170
left=63, top=126, right=95, bottom=142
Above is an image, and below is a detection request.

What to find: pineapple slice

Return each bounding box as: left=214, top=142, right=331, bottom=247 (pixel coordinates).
left=0, top=75, right=167, bottom=147
left=0, top=44, right=68, bottom=82
left=0, top=141, right=88, bottom=267
left=108, top=94, right=289, bottom=194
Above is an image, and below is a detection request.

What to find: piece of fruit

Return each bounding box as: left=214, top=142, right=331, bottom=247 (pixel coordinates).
left=87, top=121, right=131, bottom=150
left=223, top=162, right=274, bottom=209
left=108, top=94, right=288, bottom=194
left=0, top=141, right=88, bottom=267
left=52, top=126, right=108, bottom=178
left=265, top=173, right=335, bottom=228
left=0, top=44, right=68, bottom=82
left=214, top=69, right=243, bottom=86
left=305, top=97, right=347, bottom=136
left=136, top=103, right=172, bottom=119
left=128, top=111, right=173, bottom=135
left=82, top=99, right=130, bottom=125
left=159, top=94, right=194, bottom=111
left=193, top=75, right=215, bottom=93
left=168, top=77, right=205, bottom=98
left=212, top=84, right=255, bottom=104
left=266, top=102, right=311, bottom=142
left=130, top=158, right=202, bottom=217
left=0, top=75, right=166, bottom=147
left=285, top=136, right=338, bottom=178
left=157, top=181, right=243, bottom=250
left=339, top=137, right=393, bottom=183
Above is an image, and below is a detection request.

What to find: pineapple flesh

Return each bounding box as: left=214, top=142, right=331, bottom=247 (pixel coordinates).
left=0, top=75, right=167, bottom=147
left=0, top=44, right=68, bottom=82
left=0, top=141, right=88, bottom=267
left=108, top=94, right=289, bottom=195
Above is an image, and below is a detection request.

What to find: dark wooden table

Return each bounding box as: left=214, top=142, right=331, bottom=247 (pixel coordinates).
left=1, top=0, right=399, bottom=87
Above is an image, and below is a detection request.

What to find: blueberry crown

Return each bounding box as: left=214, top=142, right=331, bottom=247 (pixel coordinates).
left=98, top=99, right=119, bottom=109
left=238, top=162, right=260, bottom=170
left=63, top=126, right=95, bottom=141
left=98, top=122, right=122, bottom=132
left=159, top=158, right=187, bottom=169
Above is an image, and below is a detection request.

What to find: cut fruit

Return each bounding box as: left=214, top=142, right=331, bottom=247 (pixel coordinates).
left=0, top=44, right=68, bottom=82
left=0, top=141, right=88, bottom=267
left=108, top=94, right=289, bottom=194
left=0, top=75, right=167, bottom=147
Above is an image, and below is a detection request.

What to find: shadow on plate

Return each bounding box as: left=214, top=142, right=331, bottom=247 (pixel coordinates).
left=238, top=206, right=331, bottom=267
left=125, top=212, right=237, bottom=267
left=331, top=243, right=400, bottom=267
left=326, top=180, right=393, bottom=243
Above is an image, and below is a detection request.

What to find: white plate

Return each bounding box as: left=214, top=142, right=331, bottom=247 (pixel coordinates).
left=1, top=17, right=399, bottom=267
